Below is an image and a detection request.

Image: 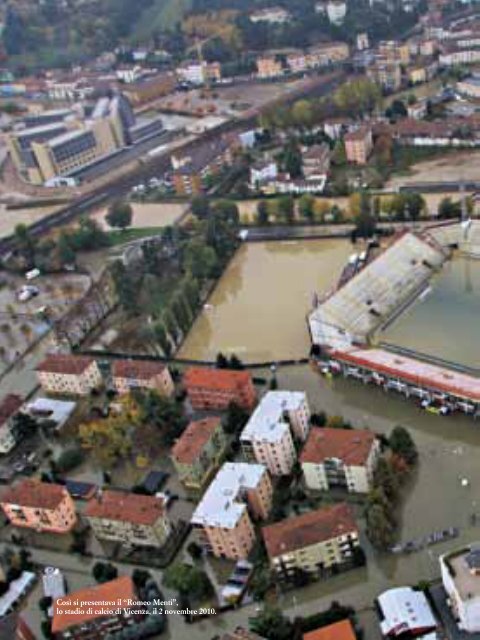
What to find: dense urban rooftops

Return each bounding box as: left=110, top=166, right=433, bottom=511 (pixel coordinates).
left=36, top=354, right=95, bottom=375
left=171, top=417, right=222, bottom=464
left=300, top=427, right=376, bottom=466
left=85, top=490, right=165, bottom=525
left=1, top=479, right=69, bottom=510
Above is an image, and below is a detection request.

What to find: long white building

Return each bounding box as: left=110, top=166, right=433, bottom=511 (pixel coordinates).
left=441, top=545, right=480, bottom=632
left=240, top=391, right=310, bottom=475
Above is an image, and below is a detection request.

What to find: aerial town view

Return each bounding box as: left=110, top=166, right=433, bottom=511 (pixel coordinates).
left=3, top=1, right=480, bottom=639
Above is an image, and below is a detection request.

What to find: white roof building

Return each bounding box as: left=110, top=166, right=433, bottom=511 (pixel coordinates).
left=377, top=587, right=437, bottom=637
left=441, top=544, right=480, bottom=632
left=0, top=571, right=36, bottom=617
left=25, top=398, right=76, bottom=431
left=241, top=391, right=310, bottom=444
left=191, top=462, right=267, bottom=529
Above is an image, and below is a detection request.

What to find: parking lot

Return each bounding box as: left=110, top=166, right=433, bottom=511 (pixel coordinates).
left=0, top=271, right=91, bottom=377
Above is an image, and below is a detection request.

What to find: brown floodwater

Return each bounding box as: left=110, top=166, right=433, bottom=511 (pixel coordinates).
left=178, top=239, right=353, bottom=363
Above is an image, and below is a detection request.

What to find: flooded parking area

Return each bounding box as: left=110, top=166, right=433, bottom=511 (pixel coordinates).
left=379, top=255, right=480, bottom=370
left=178, top=239, right=353, bottom=363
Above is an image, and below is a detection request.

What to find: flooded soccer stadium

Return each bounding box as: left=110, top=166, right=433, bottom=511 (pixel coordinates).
left=379, top=254, right=480, bottom=371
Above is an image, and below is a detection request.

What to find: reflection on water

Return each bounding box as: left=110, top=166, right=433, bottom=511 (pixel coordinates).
left=380, top=255, right=480, bottom=369
left=178, top=239, right=353, bottom=362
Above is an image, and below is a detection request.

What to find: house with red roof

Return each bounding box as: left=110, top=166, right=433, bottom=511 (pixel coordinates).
left=84, top=490, right=172, bottom=548
left=1, top=480, right=76, bottom=534
left=300, top=427, right=380, bottom=493
left=183, top=367, right=256, bottom=411
left=303, top=619, right=357, bottom=640
left=36, top=355, right=102, bottom=396
left=262, top=503, right=361, bottom=579
left=171, top=417, right=227, bottom=489
left=111, top=359, right=174, bottom=397
left=52, top=576, right=142, bottom=639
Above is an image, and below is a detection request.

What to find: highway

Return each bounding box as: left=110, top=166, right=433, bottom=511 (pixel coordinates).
left=0, top=71, right=346, bottom=258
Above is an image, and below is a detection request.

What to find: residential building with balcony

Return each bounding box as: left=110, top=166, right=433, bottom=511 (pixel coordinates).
left=0, top=480, right=76, bottom=534
left=440, top=544, right=480, bottom=632
left=171, top=138, right=234, bottom=195
left=344, top=126, right=373, bottom=165
left=176, top=61, right=221, bottom=86
left=171, top=417, right=227, bottom=489
left=84, top=490, right=171, bottom=548
left=111, top=359, right=174, bottom=397
left=184, top=367, right=256, bottom=411
left=52, top=576, right=144, bottom=640
left=302, top=143, right=331, bottom=179
left=36, top=355, right=103, bottom=396
left=250, top=7, right=291, bottom=23
left=0, top=394, right=23, bottom=454
left=262, top=503, right=360, bottom=579
left=240, top=391, right=310, bottom=475
left=300, top=427, right=380, bottom=493
left=191, top=462, right=272, bottom=560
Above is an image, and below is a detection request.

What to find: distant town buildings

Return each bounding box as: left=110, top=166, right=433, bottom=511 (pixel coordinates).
left=262, top=502, right=360, bottom=579
left=191, top=462, right=272, bottom=559
left=85, top=490, right=172, bottom=548
left=300, top=427, right=380, bottom=493
left=184, top=367, right=257, bottom=411
left=250, top=7, right=291, bottom=24
left=171, top=138, right=234, bottom=195
left=36, top=355, right=102, bottom=396
left=176, top=61, right=222, bottom=86
left=344, top=126, right=373, bottom=164
left=240, top=391, right=310, bottom=475
left=171, top=417, right=228, bottom=489
left=1, top=480, right=76, bottom=534
left=111, top=360, right=174, bottom=397
left=256, top=56, right=284, bottom=79
left=326, top=0, right=347, bottom=26
left=441, top=544, right=480, bottom=633
left=0, top=394, right=23, bottom=454
left=357, top=33, right=370, bottom=51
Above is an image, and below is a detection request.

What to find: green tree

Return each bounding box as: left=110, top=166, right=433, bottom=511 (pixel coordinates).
left=57, top=232, right=76, bottom=265
left=163, top=563, right=212, bottom=600
left=331, top=140, right=347, bottom=166
left=223, top=401, right=250, bottom=435
left=137, top=390, right=186, bottom=444
left=92, top=562, right=118, bottom=584
left=163, top=310, right=180, bottom=345
left=14, top=223, right=35, bottom=266
left=278, top=196, right=295, bottom=224
left=191, top=195, right=210, bottom=219
left=291, top=99, right=314, bottom=128
left=249, top=605, right=294, bottom=640
left=184, top=239, right=218, bottom=280
left=366, top=503, right=396, bottom=550
left=298, top=194, right=315, bottom=222
left=373, top=459, right=399, bottom=502
left=153, top=322, right=171, bottom=357
left=389, top=425, right=418, bottom=465
left=106, top=200, right=133, bottom=230
left=284, top=145, right=303, bottom=179
left=256, top=200, right=269, bottom=225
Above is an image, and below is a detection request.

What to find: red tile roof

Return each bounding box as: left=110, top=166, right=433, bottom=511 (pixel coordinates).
left=171, top=417, right=222, bottom=464
left=0, top=394, right=23, bottom=427
left=262, top=503, right=357, bottom=558
left=303, top=619, right=357, bottom=640
left=111, top=359, right=167, bottom=380
left=344, top=126, right=371, bottom=142
left=52, top=576, right=135, bottom=633
left=85, top=490, right=165, bottom=525
left=184, top=367, right=253, bottom=392
left=300, top=427, right=376, bottom=466
left=1, top=479, right=69, bottom=510
left=36, top=354, right=95, bottom=375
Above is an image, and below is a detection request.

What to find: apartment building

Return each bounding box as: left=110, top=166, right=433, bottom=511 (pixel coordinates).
left=0, top=394, right=23, bottom=454
left=1, top=480, right=76, bottom=534
left=191, top=462, right=272, bottom=560
left=303, top=143, right=331, bottom=179
left=250, top=160, right=278, bottom=189
left=52, top=576, right=143, bottom=640
left=183, top=367, right=257, bottom=411
left=441, top=544, right=480, bottom=632
left=240, top=391, right=310, bottom=475
left=367, top=59, right=402, bottom=92
left=85, top=490, right=171, bottom=548
left=171, top=138, right=234, bottom=195
left=171, top=417, right=227, bottom=489
left=36, top=355, right=103, bottom=396
left=300, top=427, right=380, bottom=493
left=344, top=126, right=373, bottom=165
left=379, top=40, right=411, bottom=64
left=262, top=503, right=360, bottom=579
left=256, top=57, right=284, bottom=79
left=111, top=359, right=174, bottom=397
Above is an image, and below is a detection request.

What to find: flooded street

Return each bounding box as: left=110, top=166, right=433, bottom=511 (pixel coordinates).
left=380, top=255, right=480, bottom=369
left=178, top=239, right=353, bottom=362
